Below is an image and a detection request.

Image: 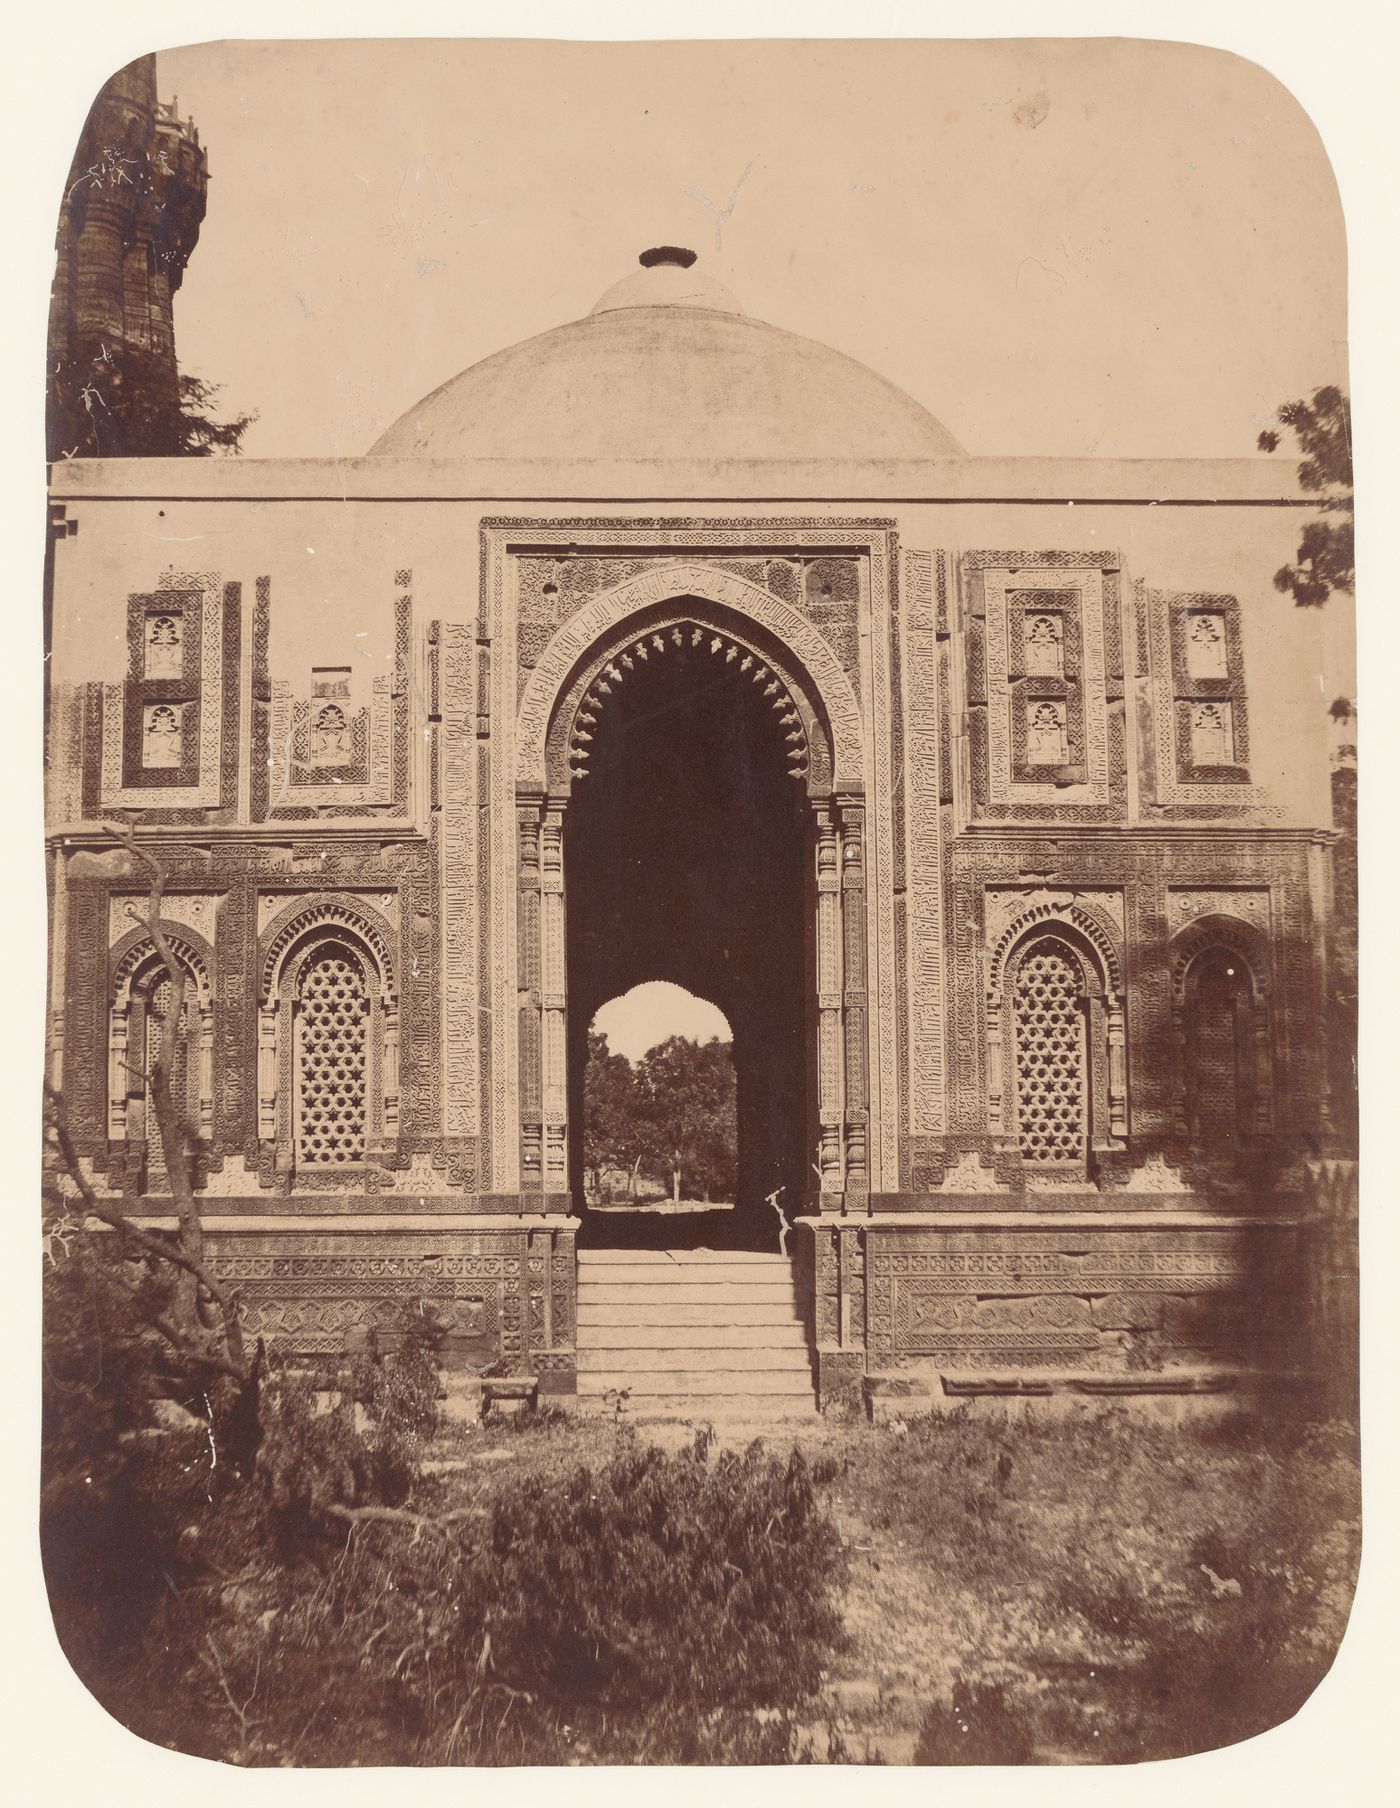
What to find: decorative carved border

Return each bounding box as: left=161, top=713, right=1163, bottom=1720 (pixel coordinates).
left=1169, top=912, right=1271, bottom=1009
left=259, top=893, right=399, bottom=999
left=101, top=573, right=227, bottom=808
left=1148, top=591, right=1256, bottom=804
left=437, top=624, right=478, bottom=1149
left=263, top=584, right=412, bottom=815
left=483, top=517, right=899, bottom=1195
left=983, top=564, right=1109, bottom=810
left=987, top=893, right=1126, bottom=998
left=548, top=606, right=827, bottom=794
left=902, top=549, right=946, bottom=1138
left=516, top=560, right=864, bottom=792
left=864, top=1222, right=1274, bottom=1365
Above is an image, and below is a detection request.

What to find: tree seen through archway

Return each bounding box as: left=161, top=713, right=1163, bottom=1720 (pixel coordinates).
left=583, top=987, right=737, bottom=1209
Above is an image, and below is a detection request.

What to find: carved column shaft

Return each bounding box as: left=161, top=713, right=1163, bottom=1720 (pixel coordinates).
left=839, top=798, right=868, bottom=1187
left=257, top=1002, right=277, bottom=1142
left=108, top=1005, right=129, bottom=1140
left=516, top=802, right=543, bottom=1187
left=540, top=804, right=568, bottom=1189
left=1106, top=999, right=1128, bottom=1138
left=197, top=1003, right=214, bottom=1138
left=382, top=1001, right=400, bottom=1133
left=837, top=1227, right=850, bottom=1346
left=986, top=994, right=1005, bottom=1135
left=49, top=851, right=68, bottom=1095
left=815, top=807, right=844, bottom=1187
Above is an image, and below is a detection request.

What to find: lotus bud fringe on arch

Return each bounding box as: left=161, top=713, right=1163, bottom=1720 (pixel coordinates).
left=567, top=623, right=810, bottom=784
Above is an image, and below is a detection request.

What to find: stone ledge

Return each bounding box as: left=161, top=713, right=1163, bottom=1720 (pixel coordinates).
left=798, top=1211, right=1297, bottom=1231
left=863, top=1365, right=1254, bottom=1420
left=48, top=452, right=1307, bottom=504
left=113, top=1213, right=582, bottom=1233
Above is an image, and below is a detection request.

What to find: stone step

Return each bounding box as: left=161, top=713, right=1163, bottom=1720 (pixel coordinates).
left=576, top=1280, right=800, bottom=1305
left=577, top=1263, right=799, bottom=1289
left=577, top=1346, right=812, bottom=1373
left=577, top=1300, right=804, bottom=1328
left=577, top=1369, right=816, bottom=1397
left=577, top=1248, right=791, bottom=1266
left=576, top=1321, right=809, bottom=1349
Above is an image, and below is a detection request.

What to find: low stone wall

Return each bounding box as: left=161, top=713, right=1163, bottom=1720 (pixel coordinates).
left=197, top=1215, right=579, bottom=1389
left=804, top=1211, right=1299, bottom=1409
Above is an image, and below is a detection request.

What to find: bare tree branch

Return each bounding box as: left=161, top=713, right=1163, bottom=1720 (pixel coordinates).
left=98, top=823, right=253, bottom=1376
left=102, top=822, right=198, bottom=1250
left=45, top=1081, right=250, bottom=1384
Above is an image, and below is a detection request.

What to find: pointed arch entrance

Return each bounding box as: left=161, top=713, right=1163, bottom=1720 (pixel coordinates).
left=514, top=580, right=871, bottom=1247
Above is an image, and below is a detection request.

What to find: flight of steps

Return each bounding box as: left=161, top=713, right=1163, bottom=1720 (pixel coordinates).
left=575, top=1248, right=817, bottom=1418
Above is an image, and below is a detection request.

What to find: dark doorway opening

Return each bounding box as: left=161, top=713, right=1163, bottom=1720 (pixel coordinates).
left=565, top=612, right=813, bottom=1250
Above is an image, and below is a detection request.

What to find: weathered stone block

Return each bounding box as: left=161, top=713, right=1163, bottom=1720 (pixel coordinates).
left=816, top=1349, right=866, bottom=1410
left=1162, top=1293, right=1246, bottom=1346
left=1092, top=1292, right=1165, bottom=1331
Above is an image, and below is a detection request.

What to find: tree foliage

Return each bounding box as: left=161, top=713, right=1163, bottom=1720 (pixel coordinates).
left=48, top=346, right=254, bottom=460
left=582, top=1029, right=738, bottom=1202
left=583, top=1030, right=645, bottom=1188
left=639, top=1034, right=738, bottom=1202
left=1257, top=385, right=1353, bottom=608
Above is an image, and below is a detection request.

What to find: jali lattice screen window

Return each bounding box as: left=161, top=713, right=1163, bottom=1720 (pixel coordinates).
left=1011, top=936, right=1088, bottom=1166
left=293, top=943, right=369, bottom=1164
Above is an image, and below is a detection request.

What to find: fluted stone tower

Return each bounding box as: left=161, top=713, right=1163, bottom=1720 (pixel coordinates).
left=47, top=54, right=208, bottom=459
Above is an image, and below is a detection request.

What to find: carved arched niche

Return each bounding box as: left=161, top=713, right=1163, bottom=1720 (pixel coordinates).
left=1170, top=915, right=1274, bottom=1145
left=514, top=585, right=871, bottom=1203
left=542, top=602, right=838, bottom=801
left=108, top=923, right=215, bottom=1147
left=986, top=908, right=1127, bottom=1176
left=516, top=563, right=864, bottom=796
left=257, top=898, right=400, bottom=1175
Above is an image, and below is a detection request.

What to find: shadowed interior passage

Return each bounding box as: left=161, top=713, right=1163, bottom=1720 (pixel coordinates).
left=565, top=613, right=812, bottom=1249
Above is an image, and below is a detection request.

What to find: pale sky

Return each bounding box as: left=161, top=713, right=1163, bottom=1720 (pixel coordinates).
left=154, top=36, right=1347, bottom=462
left=593, top=983, right=732, bottom=1063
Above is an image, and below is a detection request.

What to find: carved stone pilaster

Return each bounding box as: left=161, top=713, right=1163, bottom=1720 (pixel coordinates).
left=815, top=806, right=844, bottom=1190
left=986, top=991, right=1006, bottom=1135
left=256, top=1002, right=278, bottom=1142
left=1106, top=996, right=1128, bottom=1138
left=839, top=797, right=868, bottom=1189
left=382, top=1001, right=400, bottom=1134
left=108, top=1005, right=130, bottom=1140
left=540, top=803, right=568, bottom=1188
left=197, top=1002, right=215, bottom=1139
left=516, top=797, right=544, bottom=1190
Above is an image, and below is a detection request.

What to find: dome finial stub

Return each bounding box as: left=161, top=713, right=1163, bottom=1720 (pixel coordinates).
left=639, top=246, right=697, bottom=269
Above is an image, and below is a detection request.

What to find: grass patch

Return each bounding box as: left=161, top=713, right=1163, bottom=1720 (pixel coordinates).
left=817, top=1403, right=1359, bottom=1763
left=47, top=1413, right=847, bottom=1765
left=42, top=1381, right=1358, bottom=1766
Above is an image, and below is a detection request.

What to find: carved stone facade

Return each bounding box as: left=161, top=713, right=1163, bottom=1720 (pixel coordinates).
left=44, top=272, right=1345, bottom=1399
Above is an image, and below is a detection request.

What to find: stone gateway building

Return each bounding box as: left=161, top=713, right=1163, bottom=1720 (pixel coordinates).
left=45, top=249, right=1345, bottom=1410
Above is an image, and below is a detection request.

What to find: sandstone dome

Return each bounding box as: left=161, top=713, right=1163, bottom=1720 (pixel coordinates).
left=368, top=249, right=966, bottom=460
